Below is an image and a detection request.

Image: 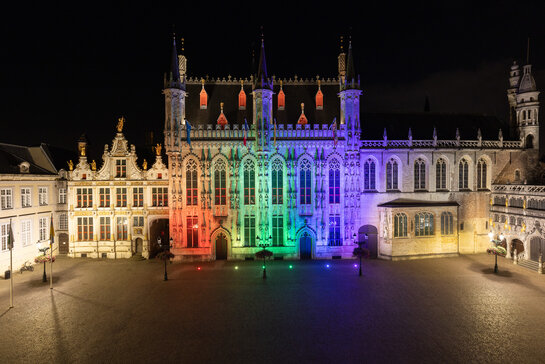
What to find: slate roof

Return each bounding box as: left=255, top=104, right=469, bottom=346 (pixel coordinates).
left=0, top=143, right=58, bottom=175
left=377, top=198, right=460, bottom=208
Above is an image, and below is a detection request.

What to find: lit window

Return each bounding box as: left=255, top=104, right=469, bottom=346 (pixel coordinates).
left=328, top=215, right=342, bottom=246
left=299, top=159, right=312, bottom=205
left=116, top=217, right=128, bottom=240
left=329, top=159, right=340, bottom=204
left=187, top=216, right=199, bottom=248
left=271, top=159, right=283, bottom=205
left=186, top=160, right=198, bottom=206
left=244, top=215, right=256, bottom=247
left=441, top=212, right=453, bottom=235
left=272, top=215, right=283, bottom=246
left=394, top=213, right=407, bottom=237
left=76, top=188, right=93, bottom=208
left=116, top=160, right=126, bottom=178
left=77, top=217, right=93, bottom=241
left=152, top=187, right=168, bottom=207
left=214, top=160, right=227, bottom=206
left=415, top=212, right=434, bottom=236
left=116, top=188, right=127, bottom=207
left=133, top=187, right=143, bottom=207
left=99, top=188, right=110, bottom=207
left=244, top=161, right=255, bottom=205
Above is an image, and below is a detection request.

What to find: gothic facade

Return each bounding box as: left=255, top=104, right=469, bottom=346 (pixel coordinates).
left=162, top=37, right=540, bottom=261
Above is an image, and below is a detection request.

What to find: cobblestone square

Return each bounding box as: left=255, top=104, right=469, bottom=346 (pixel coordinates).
left=1, top=255, right=545, bottom=363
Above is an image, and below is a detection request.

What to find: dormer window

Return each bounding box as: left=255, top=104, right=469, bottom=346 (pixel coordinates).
left=200, top=79, right=207, bottom=109
left=116, top=160, right=126, bottom=178
left=316, top=80, right=323, bottom=110
left=239, top=81, right=246, bottom=110
left=278, top=80, right=285, bottom=110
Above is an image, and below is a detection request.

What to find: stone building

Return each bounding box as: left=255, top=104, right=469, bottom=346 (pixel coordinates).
left=0, top=143, right=68, bottom=276
left=67, top=122, right=169, bottom=259
left=161, top=36, right=537, bottom=261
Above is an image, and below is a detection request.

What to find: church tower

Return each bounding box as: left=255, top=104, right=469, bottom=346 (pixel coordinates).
left=515, top=63, right=540, bottom=150
left=507, top=61, right=521, bottom=138
left=252, top=36, right=273, bottom=152
left=339, top=39, right=362, bottom=150
left=163, top=36, right=186, bottom=247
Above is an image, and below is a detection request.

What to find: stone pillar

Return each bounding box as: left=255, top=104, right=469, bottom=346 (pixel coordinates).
left=506, top=240, right=512, bottom=258
left=513, top=249, right=518, bottom=265
left=539, top=254, right=543, bottom=274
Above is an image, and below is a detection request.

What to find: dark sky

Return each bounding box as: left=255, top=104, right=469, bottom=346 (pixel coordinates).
left=2, top=1, right=545, bottom=151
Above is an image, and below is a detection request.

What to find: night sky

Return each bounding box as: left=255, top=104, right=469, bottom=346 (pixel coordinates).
left=2, top=2, right=545, bottom=152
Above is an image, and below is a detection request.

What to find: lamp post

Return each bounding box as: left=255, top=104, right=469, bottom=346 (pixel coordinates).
left=37, top=241, right=49, bottom=282
left=353, top=232, right=368, bottom=277
left=257, top=235, right=272, bottom=279
left=159, top=236, right=173, bottom=281
left=488, top=231, right=503, bottom=274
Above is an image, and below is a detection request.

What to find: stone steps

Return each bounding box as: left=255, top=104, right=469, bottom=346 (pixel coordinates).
left=517, top=259, right=539, bottom=272
left=130, top=254, right=146, bottom=261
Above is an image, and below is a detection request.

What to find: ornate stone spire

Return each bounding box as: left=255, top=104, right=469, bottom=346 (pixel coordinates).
left=254, top=30, right=272, bottom=90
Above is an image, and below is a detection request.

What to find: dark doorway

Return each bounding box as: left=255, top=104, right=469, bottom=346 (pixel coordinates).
left=358, top=225, right=378, bottom=258
left=134, top=238, right=143, bottom=255
left=215, top=232, right=228, bottom=260
left=529, top=236, right=545, bottom=262
left=299, top=232, right=312, bottom=260
left=526, top=134, right=534, bottom=149
left=149, top=219, right=169, bottom=259
left=511, top=239, right=524, bottom=259
left=58, top=233, right=69, bottom=254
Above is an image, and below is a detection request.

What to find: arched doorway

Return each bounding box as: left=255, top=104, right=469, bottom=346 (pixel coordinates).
left=299, top=232, right=312, bottom=260
left=511, top=239, right=524, bottom=259
left=134, top=238, right=143, bottom=255
left=149, top=219, right=169, bottom=259
left=215, top=232, right=228, bottom=260
left=58, top=233, right=69, bottom=254
left=358, top=225, right=378, bottom=258
left=529, top=236, right=545, bottom=262
left=526, top=134, right=534, bottom=149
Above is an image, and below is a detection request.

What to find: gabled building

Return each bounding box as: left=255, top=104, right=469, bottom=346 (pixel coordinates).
left=67, top=121, right=168, bottom=259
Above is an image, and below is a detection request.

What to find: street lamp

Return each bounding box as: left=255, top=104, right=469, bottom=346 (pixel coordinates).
left=257, top=235, right=272, bottom=279
left=353, top=233, right=368, bottom=277
left=488, top=232, right=504, bottom=274
left=158, top=234, right=173, bottom=281
left=37, top=241, right=49, bottom=282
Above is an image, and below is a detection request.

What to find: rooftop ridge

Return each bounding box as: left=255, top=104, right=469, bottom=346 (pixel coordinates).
left=186, top=76, right=339, bottom=85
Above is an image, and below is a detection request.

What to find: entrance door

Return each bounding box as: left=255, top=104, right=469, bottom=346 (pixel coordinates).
left=299, top=232, right=312, bottom=260
left=134, top=238, right=143, bottom=255
left=358, top=225, right=378, bottom=258
left=149, top=219, right=169, bottom=259
left=215, top=233, right=227, bottom=260
left=59, top=233, right=69, bottom=254
left=529, top=237, right=545, bottom=262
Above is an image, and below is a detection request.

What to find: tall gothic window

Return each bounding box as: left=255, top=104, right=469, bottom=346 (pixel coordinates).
left=329, top=159, right=341, bottom=204
left=328, top=214, right=342, bottom=246
left=187, top=216, right=199, bottom=248
left=299, top=159, right=312, bottom=205
left=244, top=160, right=255, bottom=205
left=364, top=158, right=376, bottom=190
left=441, top=212, right=453, bottom=235
left=436, top=158, right=447, bottom=190
left=415, top=212, right=434, bottom=236
left=272, top=215, right=283, bottom=246
left=386, top=159, right=398, bottom=190
left=477, top=159, right=488, bottom=189
left=394, top=213, right=407, bottom=237
left=271, top=159, right=283, bottom=205
left=214, top=159, right=226, bottom=206
left=414, top=158, right=426, bottom=190
left=186, top=160, right=198, bottom=206
left=244, top=215, right=256, bottom=247
left=458, top=158, right=469, bottom=189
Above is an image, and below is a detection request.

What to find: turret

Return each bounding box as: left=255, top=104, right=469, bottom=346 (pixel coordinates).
left=252, top=35, right=273, bottom=151
left=507, top=61, right=520, bottom=137
left=515, top=63, right=540, bottom=150
left=163, top=36, right=187, bottom=153
left=338, top=38, right=362, bottom=150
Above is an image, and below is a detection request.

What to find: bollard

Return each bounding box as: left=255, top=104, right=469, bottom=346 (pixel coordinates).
left=539, top=254, right=543, bottom=274
left=513, top=249, right=518, bottom=265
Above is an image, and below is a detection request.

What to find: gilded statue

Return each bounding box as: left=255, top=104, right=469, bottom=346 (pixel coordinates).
left=79, top=145, right=86, bottom=156
left=91, top=160, right=97, bottom=171
left=117, top=116, right=125, bottom=133
left=154, top=143, right=162, bottom=156
left=67, top=160, right=74, bottom=171
left=142, top=159, right=148, bottom=170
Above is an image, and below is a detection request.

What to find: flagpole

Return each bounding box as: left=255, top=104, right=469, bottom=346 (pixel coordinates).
left=9, top=219, right=13, bottom=308
left=49, top=214, right=54, bottom=289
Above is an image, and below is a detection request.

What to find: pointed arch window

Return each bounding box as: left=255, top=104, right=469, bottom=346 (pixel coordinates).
left=328, top=214, right=342, bottom=246
left=394, top=213, right=407, bottom=237
left=272, top=215, right=283, bottom=246
left=187, top=216, right=198, bottom=248
left=214, top=159, right=226, bottom=206
left=271, top=159, right=283, bottom=205
left=477, top=159, right=488, bottom=190
left=329, top=158, right=341, bottom=204
left=244, top=215, right=256, bottom=247
left=415, top=212, right=434, bottom=236
left=436, top=158, right=447, bottom=190
left=244, top=160, right=255, bottom=205
left=414, top=158, right=426, bottom=191
left=364, top=158, right=376, bottom=190
left=386, top=159, right=398, bottom=190
left=186, top=160, right=198, bottom=206
left=441, top=212, right=453, bottom=235
left=299, top=159, right=312, bottom=205
left=458, top=158, right=469, bottom=189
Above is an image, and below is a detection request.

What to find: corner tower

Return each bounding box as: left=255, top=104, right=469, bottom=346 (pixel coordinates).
left=515, top=63, right=540, bottom=150
left=339, top=39, right=362, bottom=150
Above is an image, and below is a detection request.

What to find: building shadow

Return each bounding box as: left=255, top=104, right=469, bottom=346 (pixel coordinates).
left=0, top=307, right=12, bottom=319
left=53, top=289, right=113, bottom=310
left=50, top=291, right=70, bottom=363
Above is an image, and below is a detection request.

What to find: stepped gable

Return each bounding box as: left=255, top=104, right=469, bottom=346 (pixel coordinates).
left=185, top=77, right=339, bottom=127
left=361, top=112, right=510, bottom=141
